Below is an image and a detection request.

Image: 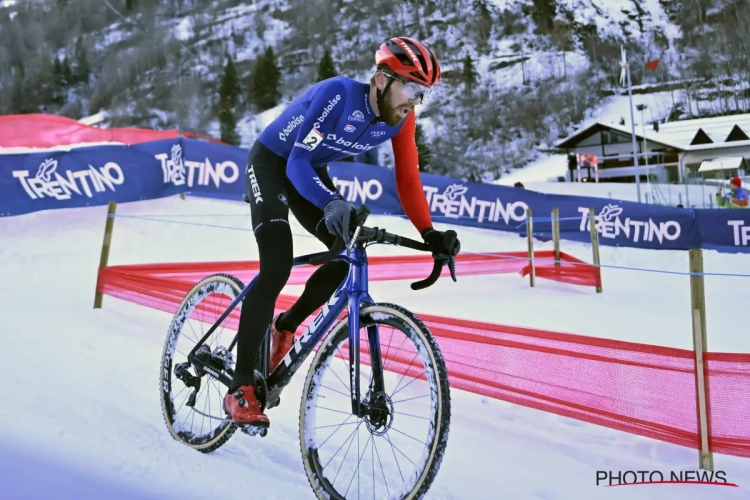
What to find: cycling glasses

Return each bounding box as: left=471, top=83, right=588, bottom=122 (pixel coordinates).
left=382, top=72, right=432, bottom=102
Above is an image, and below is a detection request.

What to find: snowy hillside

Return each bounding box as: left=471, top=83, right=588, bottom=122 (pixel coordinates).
left=1, top=0, right=749, bottom=181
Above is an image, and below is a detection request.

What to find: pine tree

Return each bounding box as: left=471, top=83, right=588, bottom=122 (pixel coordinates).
left=61, top=57, right=73, bottom=87
left=462, top=55, right=478, bottom=91
left=218, top=53, right=241, bottom=145
left=317, top=48, right=337, bottom=82
left=251, top=46, right=282, bottom=111
left=532, top=0, right=557, bottom=33
left=219, top=52, right=241, bottom=109
left=10, top=64, right=34, bottom=114
left=415, top=122, right=432, bottom=172
left=74, top=37, right=90, bottom=85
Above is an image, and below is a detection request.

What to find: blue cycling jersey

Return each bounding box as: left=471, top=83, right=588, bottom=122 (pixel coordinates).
left=258, top=76, right=406, bottom=209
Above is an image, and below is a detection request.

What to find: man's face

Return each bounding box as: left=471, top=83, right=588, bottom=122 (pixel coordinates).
left=380, top=79, right=417, bottom=127
left=730, top=184, right=738, bottom=192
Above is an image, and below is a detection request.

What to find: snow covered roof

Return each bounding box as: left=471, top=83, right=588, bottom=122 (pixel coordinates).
left=698, top=156, right=746, bottom=172
left=556, top=113, right=750, bottom=152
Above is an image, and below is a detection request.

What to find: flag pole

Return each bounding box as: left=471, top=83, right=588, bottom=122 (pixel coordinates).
left=620, top=46, right=642, bottom=204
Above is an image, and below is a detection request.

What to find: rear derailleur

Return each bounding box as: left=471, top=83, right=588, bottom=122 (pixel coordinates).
left=173, top=344, right=234, bottom=408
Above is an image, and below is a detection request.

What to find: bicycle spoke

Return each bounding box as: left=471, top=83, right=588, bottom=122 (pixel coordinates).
left=302, top=306, right=448, bottom=499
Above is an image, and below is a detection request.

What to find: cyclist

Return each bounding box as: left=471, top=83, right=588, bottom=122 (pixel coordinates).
left=226, top=36, right=461, bottom=426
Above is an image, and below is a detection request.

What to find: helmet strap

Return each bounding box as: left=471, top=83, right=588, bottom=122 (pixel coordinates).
left=374, top=78, right=395, bottom=123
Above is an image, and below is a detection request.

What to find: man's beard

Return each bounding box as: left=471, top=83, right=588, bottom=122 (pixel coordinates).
left=381, top=92, right=414, bottom=127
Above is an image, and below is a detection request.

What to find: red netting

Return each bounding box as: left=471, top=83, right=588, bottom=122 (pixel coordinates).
left=0, top=114, right=223, bottom=148
left=95, top=255, right=750, bottom=458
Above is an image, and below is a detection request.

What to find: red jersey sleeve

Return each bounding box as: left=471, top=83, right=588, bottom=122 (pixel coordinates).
left=390, top=112, right=432, bottom=233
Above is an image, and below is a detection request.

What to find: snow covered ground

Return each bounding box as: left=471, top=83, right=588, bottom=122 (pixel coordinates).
left=1, top=194, right=749, bottom=499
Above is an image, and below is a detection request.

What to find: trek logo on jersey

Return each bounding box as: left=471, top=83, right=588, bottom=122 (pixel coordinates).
left=247, top=164, right=263, bottom=203
left=312, top=94, right=341, bottom=130
left=348, top=110, right=365, bottom=122
left=314, top=176, right=337, bottom=197
left=278, top=114, right=304, bottom=142
left=344, top=124, right=356, bottom=133
left=12, top=157, right=125, bottom=201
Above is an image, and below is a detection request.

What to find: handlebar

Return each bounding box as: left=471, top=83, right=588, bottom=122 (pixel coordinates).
left=308, top=205, right=458, bottom=290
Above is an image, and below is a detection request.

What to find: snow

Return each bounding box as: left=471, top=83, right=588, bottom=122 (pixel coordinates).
left=1, top=190, right=749, bottom=498
left=494, top=154, right=569, bottom=185
left=585, top=91, right=677, bottom=130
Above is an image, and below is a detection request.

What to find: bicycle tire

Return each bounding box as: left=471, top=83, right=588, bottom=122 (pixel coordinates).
left=298, top=302, right=451, bottom=499
left=159, top=273, right=244, bottom=453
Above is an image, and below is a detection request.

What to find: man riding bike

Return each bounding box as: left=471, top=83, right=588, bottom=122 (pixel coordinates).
left=226, top=36, right=462, bottom=426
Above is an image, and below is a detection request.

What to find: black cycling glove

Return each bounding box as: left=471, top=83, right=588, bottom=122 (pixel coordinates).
left=421, top=227, right=461, bottom=262
left=323, top=198, right=355, bottom=242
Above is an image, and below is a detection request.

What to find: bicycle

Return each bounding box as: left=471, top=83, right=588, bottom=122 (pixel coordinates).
left=159, top=205, right=458, bottom=499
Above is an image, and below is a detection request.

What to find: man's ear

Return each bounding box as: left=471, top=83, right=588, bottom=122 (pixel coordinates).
left=374, top=71, right=388, bottom=90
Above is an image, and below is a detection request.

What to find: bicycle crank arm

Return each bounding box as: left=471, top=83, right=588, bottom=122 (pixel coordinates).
left=184, top=354, right=233, bottom=388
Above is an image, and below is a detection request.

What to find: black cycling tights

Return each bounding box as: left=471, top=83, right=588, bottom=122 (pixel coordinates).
left=230, top=142, right=348, bottom=392
left=231, top=223, right=347, bottom=391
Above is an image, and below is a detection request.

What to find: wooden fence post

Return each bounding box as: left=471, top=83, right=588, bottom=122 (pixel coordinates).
left=689, top=248, right=713, bottom=471
left=526, top=208, right=535, bottom=287
left=94, top=201, right=117, bottom=309
left=588, top=207, right=602, bottom=293
left=552, top=207, right=561, bottom=267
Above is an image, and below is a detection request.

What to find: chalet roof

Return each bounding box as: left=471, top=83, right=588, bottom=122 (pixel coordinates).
left=556, top=113, right=750, bottom=152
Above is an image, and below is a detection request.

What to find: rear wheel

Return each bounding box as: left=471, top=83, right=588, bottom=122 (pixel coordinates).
left=299, top=303, right=451, bottom=499
left=159, top=273, right=245, bottom=453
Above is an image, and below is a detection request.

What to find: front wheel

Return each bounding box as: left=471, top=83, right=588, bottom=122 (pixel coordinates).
left=299, top=303, right=451, bottom=500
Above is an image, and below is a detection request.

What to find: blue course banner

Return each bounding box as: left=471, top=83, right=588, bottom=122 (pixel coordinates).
left=0, top=139, right=183, bottom=217
left=327, top=162, right=704, bottom=252
left=2, top=137, right=749, bottom=254
left=694, top=208, right=750, bottom=253
left=179, top=138, right=248, bottom=200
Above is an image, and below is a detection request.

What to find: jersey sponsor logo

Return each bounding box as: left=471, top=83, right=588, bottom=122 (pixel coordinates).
left=344, top=124, right=356, bottom=133
left=247, top=164, right=263, bottom=203
left=371, top=130, right=386, bottom=138
left=348, top=110, right=365, bottom=122
left=278, top=114, right=304, bottom=142
left=312, top=94, right=342, bottom=130
left=12, top=157, right=125, bottom=201
left=300, top=128, right=324, bottom=151
left=321, top=134, right=377, bottom=154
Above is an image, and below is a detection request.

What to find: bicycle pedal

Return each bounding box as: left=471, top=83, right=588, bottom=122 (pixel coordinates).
left=238, top=423, right=269, bottom=438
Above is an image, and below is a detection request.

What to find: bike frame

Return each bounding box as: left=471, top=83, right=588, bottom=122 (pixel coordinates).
left=186, top=244, right=382, bottom=418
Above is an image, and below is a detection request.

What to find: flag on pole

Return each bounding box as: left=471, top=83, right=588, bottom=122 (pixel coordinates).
left=645, top=59, right=660, bottom=70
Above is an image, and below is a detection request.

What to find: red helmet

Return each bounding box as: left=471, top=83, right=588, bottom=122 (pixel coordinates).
left=375, top=37, right=441, bottom=88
